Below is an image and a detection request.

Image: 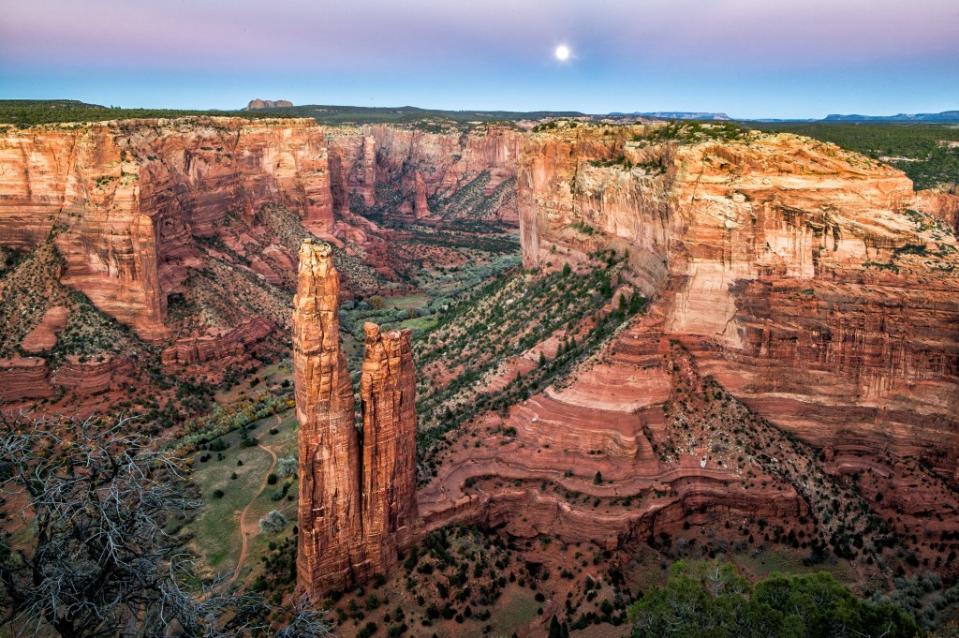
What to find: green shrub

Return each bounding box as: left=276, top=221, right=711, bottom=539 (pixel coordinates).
left=628, top=561, right=917, bottom=638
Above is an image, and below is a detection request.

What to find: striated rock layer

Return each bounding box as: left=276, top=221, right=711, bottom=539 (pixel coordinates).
left=0, top=117, right=334, bottom=341
left=160, top=318, right=274, bottom=368
left=401, top=124, right=959, bottom=582
left=294, top=241, right=417, bottom=597
left=518, top=124, right=959, bottom=475
left=0, top=116, right=523, bottom=410
left=405, top=122, right=959, bottom=576
left=325, top=124, right=523, bottom=222
left=0, top=118, right=521, bottom=349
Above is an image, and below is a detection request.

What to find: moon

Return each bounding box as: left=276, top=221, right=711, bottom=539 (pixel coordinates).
left=554, top=44, right=571, bottom=62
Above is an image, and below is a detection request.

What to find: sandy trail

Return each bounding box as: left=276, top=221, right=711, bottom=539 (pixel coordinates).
left=227, top=419, right=280, bottom=587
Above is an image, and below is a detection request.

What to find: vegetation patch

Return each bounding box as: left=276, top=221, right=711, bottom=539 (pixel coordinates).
left=754, top=121, right=959, bottom=189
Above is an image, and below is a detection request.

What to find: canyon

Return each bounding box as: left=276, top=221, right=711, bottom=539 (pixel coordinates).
left=2, top=114, right=958, bottom=611
left=0, top=117, right=522, bottom=412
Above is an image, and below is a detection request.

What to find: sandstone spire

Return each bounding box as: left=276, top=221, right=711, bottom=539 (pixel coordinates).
left=360, top=323, right=418, bottom=574
left=294, top=241, right=418, bottom=597
left=294, top=239, right=361, bottom=597
left=413, top=171, right=431, bottom=219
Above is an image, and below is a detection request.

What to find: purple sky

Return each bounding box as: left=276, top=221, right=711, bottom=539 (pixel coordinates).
left=2, top=0, right=957, bottom=118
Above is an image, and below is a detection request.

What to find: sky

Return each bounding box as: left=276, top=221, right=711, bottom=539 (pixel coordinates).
left=1, top=0, right=957, bottom=119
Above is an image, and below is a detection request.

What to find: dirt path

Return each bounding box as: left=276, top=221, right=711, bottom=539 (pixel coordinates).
left=227, top=441, right=277, bottom=587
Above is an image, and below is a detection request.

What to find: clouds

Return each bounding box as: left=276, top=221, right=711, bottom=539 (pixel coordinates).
left=0, top=0, right=956, bottom=117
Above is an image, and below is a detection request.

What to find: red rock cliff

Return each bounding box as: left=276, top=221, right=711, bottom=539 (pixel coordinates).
left=0, top=117, right=334, bottom=341
left=518, top=123, right=959, bottom=476
left=414, top=126, right=958, bottom=580
left=325, top=124, right=523, bottom=222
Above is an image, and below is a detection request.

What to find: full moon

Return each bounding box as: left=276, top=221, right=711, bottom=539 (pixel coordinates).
left=554, top=45, right=571, bottom=62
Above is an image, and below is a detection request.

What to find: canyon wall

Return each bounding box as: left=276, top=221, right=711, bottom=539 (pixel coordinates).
left=0, top=117, right=523, bottom=410
left=516, top=123, right=959, bottom=477
left=410, top=124, right=959, bottom=578
left=327, top=124, right=523, bottom=222
left=0, top=118, right=520, bottom=340
left=0, top=117, right=334, bottom=341
left=918, top=186, right=959, bottom=233
left=294, top=240, right=417, bottom=597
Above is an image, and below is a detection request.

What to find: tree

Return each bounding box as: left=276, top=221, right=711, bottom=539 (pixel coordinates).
left=0, top=414, right=206, bottom=636
left=276, top=596, right=334, bottom=638
left=628, top=560, right=918, bottom=638
left=0, top=414, right=332, bottom=637
left=548, top=616, right=563, bottom=638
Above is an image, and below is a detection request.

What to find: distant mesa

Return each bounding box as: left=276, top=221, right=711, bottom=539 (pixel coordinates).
left=822, top=110, right=959, bottom=123
left=245, top=98, right=294, bottom=110
left=609, top=111, right=732, bottom=121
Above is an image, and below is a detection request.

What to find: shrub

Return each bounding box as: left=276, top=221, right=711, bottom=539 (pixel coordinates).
left=628, top=560, right=918, bottom=638
left=258, top=510, right=288, bottom=533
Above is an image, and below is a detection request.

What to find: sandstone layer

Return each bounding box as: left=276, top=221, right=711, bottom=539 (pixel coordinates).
left=0, top=117, right=334, bottom=341
left=294, top=240, right=418, bottom=597
left=360, top=323, right=418, bottom=578
left=294, top=240, right=362, bottom=596
left=0, top=117, right=522, bottom=411
left=517, top=124, right=959, bottom=474
left=325, top=124, right=522, bottom=222
left=414, top=123, right=959, bottom=580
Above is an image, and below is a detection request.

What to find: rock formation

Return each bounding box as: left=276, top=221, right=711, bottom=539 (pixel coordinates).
left=409, top=121, right=959, bottom=576
left=383, top=122, right=959, bottom=582
left=246, top=99, right=294, bottom=110
left=160, top=318, right=273, bottom=368
left=413, top=171, right=431, bottom=219
left=0, top=357, right=54, bottom=401
left=359, top=135, right=377, bottom=207
left=294, top=240, right=362, bottom=596
left=294, top=240, right=417, bottom=597
left=517, top=124, right=959, bottom=472
left=0, top=116, right=525, bottom=413
left=322, top=124, right=522, bottom=222
left=20, top=306, right=69, bottom=353
left=0, top=118, right=521, bottom=344
left=360, top=323, right=418, bottom=574
left=918, top=186, right=959, bottom=233
left=0, top=117, right=335, bottom=341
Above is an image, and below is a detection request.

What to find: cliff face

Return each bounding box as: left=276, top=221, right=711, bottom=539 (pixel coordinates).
left=294, top=241, right=417, bottom=597
left=518, top=125, right=959, bottom=472
left=0, top=118, right=334, bottom=341
left=326, top=124, right=523, bottom=222
left=918, top=186, right=959, bottom=233
left=0, top=116, right=528, bottom=413
left=0, top=118, right=521, bottom=345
